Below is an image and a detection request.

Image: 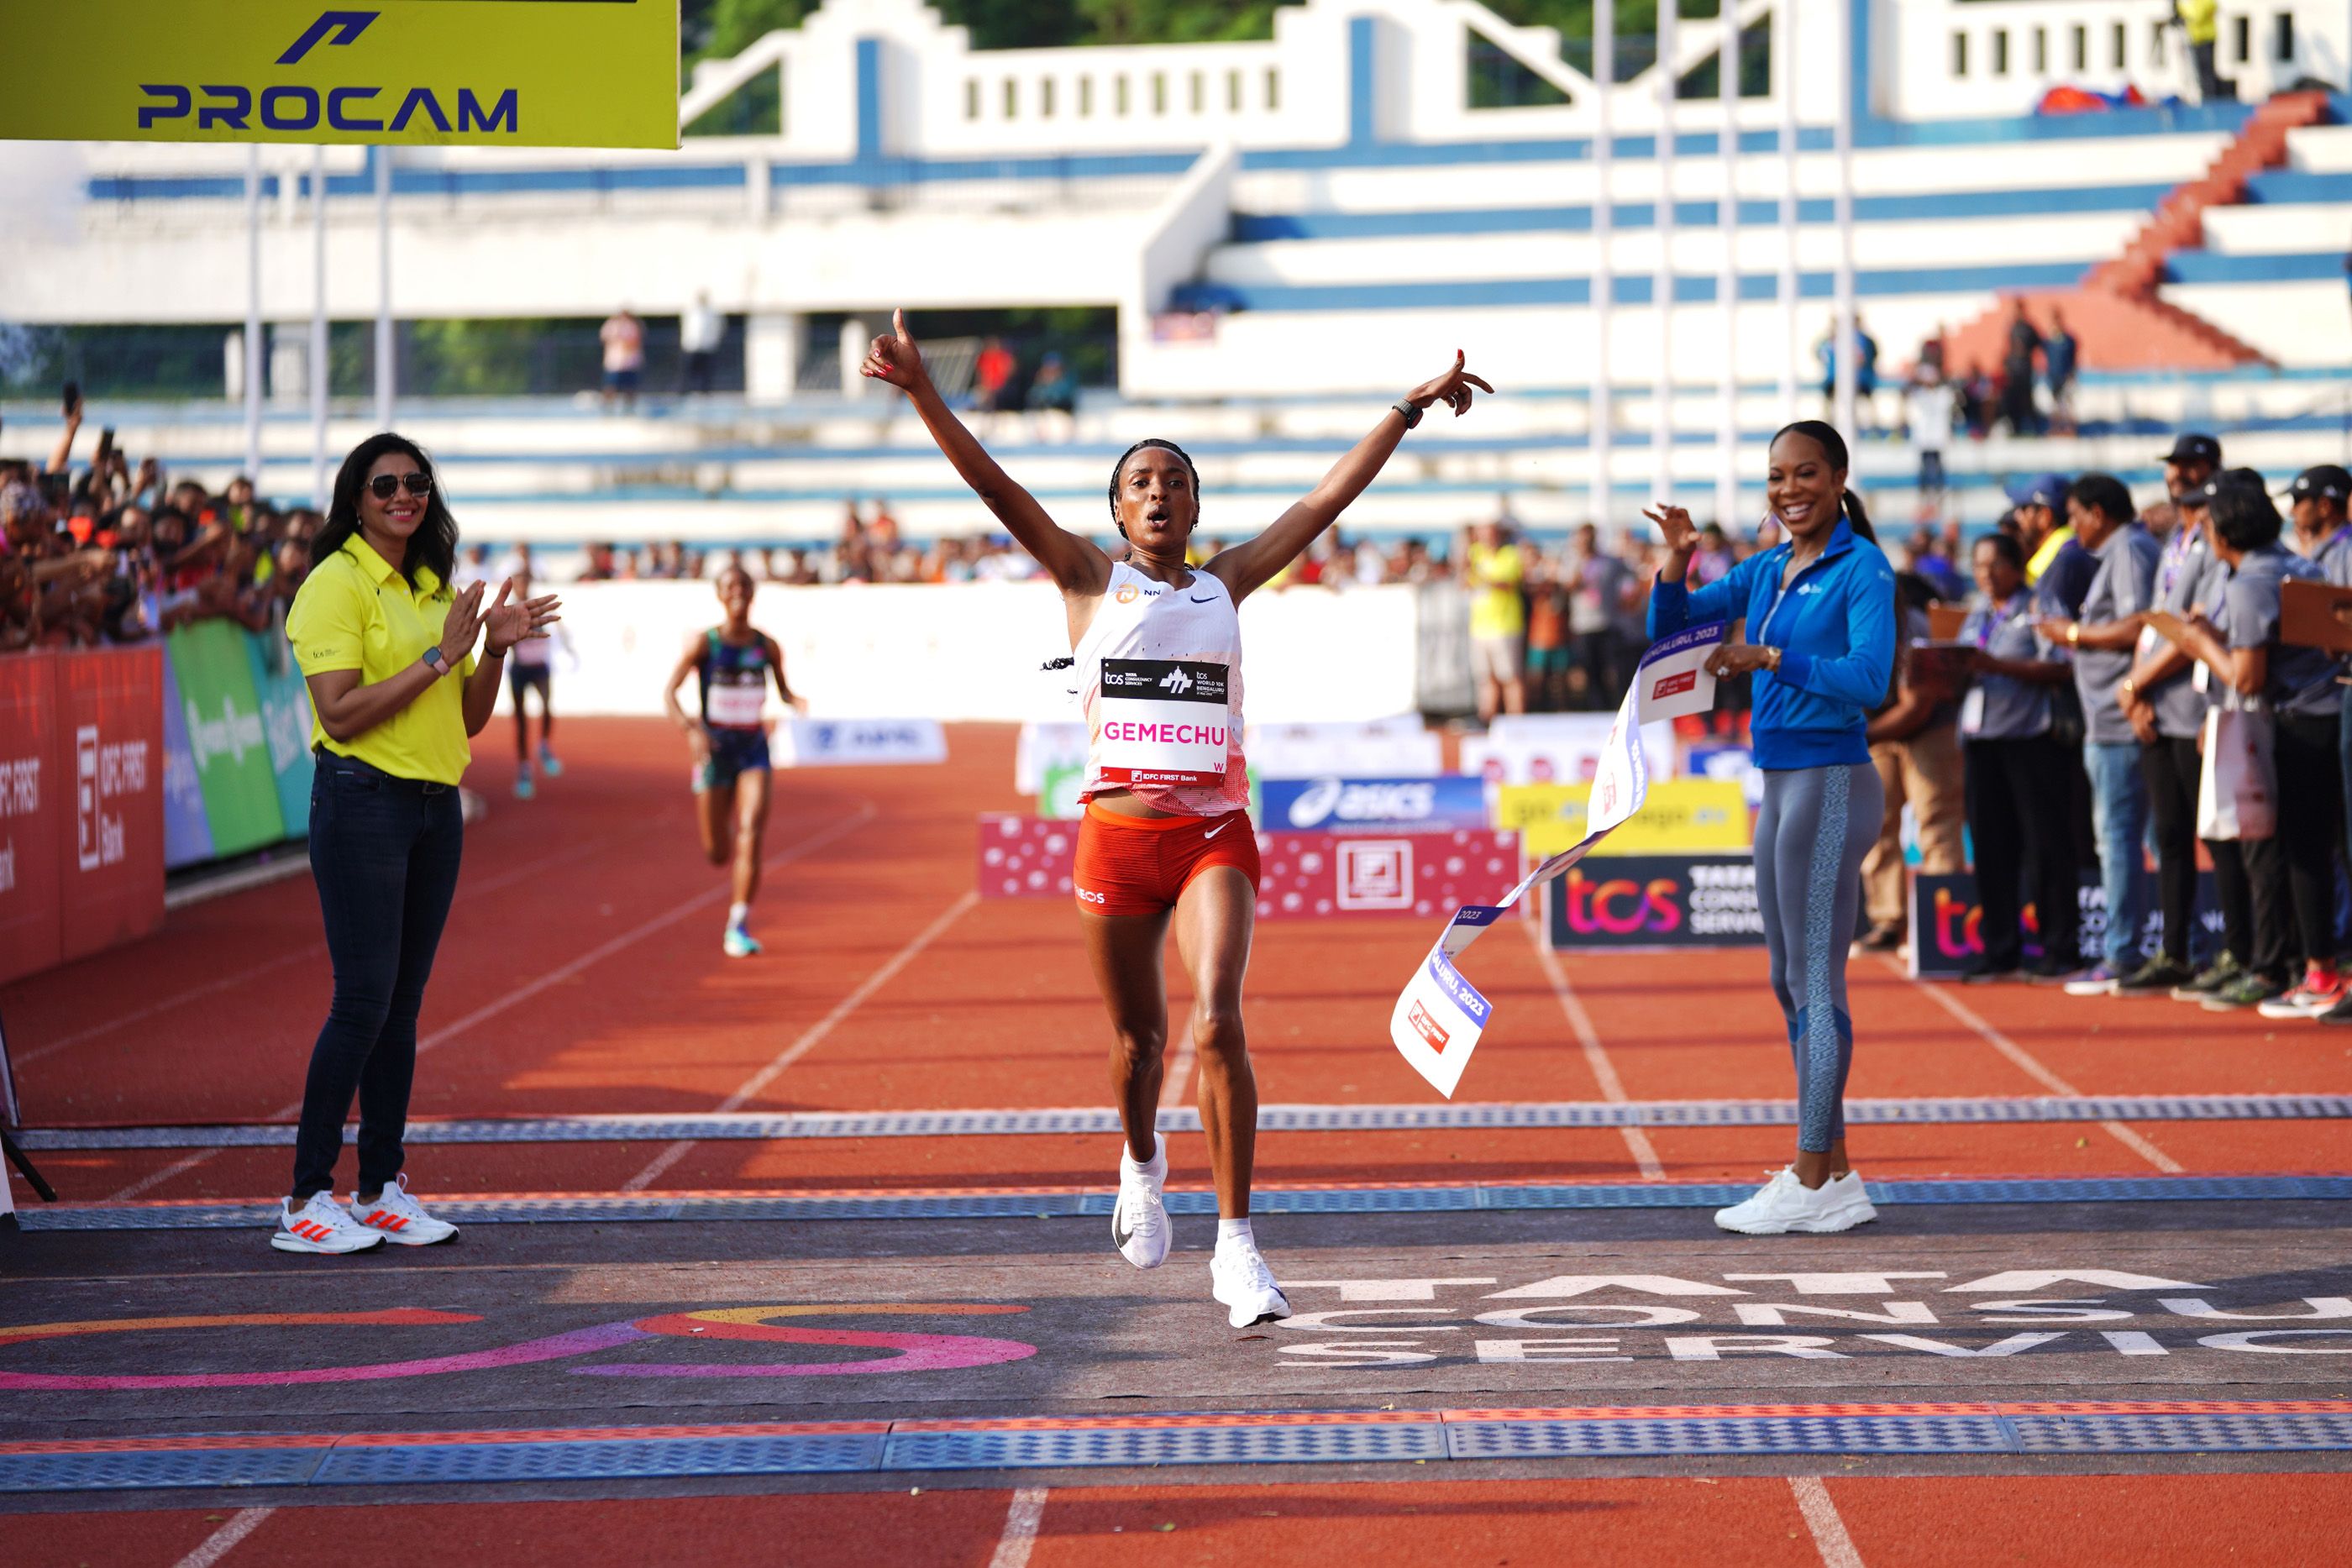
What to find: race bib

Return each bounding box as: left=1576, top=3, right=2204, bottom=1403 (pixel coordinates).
left=1096, top=658, right=1230, bottom=785
left=707, top=681, right=766, bottom=727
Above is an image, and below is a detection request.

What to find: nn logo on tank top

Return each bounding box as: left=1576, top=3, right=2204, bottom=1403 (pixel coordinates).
left=1102, top=658, right=1227, bottom=705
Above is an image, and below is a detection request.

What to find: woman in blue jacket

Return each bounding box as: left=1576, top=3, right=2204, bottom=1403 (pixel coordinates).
left=1646, top=421, right=1897, bottom=1236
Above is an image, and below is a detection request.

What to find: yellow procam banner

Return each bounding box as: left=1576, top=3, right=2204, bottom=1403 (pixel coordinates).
left=0, top=2, right=680, bottom=149
left=1496, top=779, right=1752, bottom=857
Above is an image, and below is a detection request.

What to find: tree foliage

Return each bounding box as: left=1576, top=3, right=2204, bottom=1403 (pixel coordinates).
left=680, top=1, right=1714, bottom=66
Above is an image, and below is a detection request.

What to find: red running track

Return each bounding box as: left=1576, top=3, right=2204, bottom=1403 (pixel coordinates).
left=5, top=719, right=2349, bottom=1206
left=12, top=1472, right=2352, bottom=1568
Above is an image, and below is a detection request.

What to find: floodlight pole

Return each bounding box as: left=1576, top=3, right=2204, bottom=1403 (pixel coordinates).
left=1717, top=2, right=1740, bottom=532
left=244, top=145, right=264, bottom=492
left=1590, top=0, right=1613, bottom=531
left=375, top=146, right=394, bottom=429
left=1651, top=1, right=1675, bottom=508
left=1833, top=0, right=1858, bottom=442
left=1777, top=0, right=1800, bottom=426
left=310, top=144, right=329, bottom=510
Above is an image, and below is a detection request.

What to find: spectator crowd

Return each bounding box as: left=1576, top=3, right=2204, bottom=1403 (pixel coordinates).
left=1853, top=435, right=2352, bottom=1028
left=2, top=392, right=314, bottom=653
left=23, top=391, right=2352, bottom=1030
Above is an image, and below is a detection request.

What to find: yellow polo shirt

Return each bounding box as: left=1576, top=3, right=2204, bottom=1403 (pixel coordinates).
left=1467, top=542, right=1526, bottom=639
left=286, top=537, right=476, bottom=784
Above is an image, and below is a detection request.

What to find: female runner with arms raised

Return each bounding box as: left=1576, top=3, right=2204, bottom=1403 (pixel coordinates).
left=863, top=311, right=1488, bottom=1325
left=1646, top=421, right=1896, bottom=1236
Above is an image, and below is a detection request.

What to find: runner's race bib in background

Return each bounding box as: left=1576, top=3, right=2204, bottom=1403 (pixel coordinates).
left=1097, top=658, right=1230, bottom=785
left=706, top=680, right=767, bottom=727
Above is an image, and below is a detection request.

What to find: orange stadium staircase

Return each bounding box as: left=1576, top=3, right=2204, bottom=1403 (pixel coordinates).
left=1941, top=89, right=2331, bottom=373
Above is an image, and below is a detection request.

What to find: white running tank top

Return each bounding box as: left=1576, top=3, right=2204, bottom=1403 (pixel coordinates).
left=1076, top=560, right=1248, bottom=816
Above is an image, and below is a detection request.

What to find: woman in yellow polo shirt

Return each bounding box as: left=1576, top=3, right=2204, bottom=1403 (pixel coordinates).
left=273, top=433, right=558, bottom=1256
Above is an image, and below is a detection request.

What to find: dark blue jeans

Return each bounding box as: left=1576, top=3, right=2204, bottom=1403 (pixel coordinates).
left=290, top=753, right=464, bottom=1202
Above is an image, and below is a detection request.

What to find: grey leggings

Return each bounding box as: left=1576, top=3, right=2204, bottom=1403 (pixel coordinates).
left=1754, top=762, right=1883, bottom=1154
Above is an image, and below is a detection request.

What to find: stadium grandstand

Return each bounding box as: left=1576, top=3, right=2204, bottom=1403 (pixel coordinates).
left=5, top=0, right=2350, bottom=556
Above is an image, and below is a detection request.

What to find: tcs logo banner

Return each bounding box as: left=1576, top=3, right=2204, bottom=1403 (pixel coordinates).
left=2, top=2, right=680, bottom=149
left=1545, top=854, right=1766, bottom=949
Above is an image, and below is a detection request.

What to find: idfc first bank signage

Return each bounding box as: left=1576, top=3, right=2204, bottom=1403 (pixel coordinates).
left=1, top=3, right=681, bottom=149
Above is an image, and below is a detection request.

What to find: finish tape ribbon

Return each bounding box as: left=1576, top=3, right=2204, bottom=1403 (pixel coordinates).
left=1389, top=621, right=1728, bottom=1097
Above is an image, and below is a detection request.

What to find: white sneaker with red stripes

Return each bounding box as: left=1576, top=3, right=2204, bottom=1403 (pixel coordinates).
left=271, top=1192, right=385, bottom=1255
left=349, top=1174, right=459, bottom=1246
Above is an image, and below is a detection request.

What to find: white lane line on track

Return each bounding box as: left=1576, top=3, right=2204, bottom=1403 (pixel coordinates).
left=106, top=1149, right=225, bottom=1204
left=102, top=807, right=873, bottom=1204
left=1523, top=915, right=1667, bottom=1181
left=172, top=1506, right=275, bottom=1568
left=986, top=1486, right=1050, bottom=1568
left=1879, top=957, right=2185, bottom=1174
left=1789, top=1476, right=1866, bottom=1568
left=417, top=805, right=876, bottom=1059
left=19, top=824, right=653, bottom=1070
left=1158, top=1036, right=1196, bottom=1113
left=18, top=947, right=318, bottom=1068
left=621, top=886, right=982, bottom=1192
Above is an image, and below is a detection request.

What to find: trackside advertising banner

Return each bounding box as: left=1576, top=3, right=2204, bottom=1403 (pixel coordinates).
left=1544, top=854, right=1764, bottom=948
left=168, top=621, right=289, bottom=862
left=160, top=623, right=314, bottom=869
left=1260, top=776, right=1488, bottom=836
left=0, top=3, right=680, bottom=149
left=0, top=648, right=166, bottom=989
left=1908, top=871, right=2224, bottom=979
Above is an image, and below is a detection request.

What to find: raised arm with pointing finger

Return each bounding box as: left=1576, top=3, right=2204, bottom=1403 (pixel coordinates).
left=861, top=307, right=1491, bottom=639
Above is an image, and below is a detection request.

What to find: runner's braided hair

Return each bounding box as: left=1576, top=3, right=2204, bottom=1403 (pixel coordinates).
left=1107, top=438, right=1201, bottom=539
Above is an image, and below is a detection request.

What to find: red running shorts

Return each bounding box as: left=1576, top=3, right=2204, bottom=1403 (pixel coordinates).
left=1073, top=801, right=1261, bottom=916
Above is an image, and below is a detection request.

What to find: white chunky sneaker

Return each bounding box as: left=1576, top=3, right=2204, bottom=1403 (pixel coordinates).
left=349, top=1174, right=459, bottom=1246
left=1111, top=1132, right=1171, bottom=1269
left=1821, top=1170, right=1879, bottom=1230
left=1210, top=1237, right=1292, bottom=1328
left=1714, top=1167, right=1873, bottom=1235
left=271, top=1192, right=385, bottom=1255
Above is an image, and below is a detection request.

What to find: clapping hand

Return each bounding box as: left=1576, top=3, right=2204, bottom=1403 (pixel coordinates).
left=481, top=579, right=562, bottom=655
left=433, top=581, right=488, bottom=670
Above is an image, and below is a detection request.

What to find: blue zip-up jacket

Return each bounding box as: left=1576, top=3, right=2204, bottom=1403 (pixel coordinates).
left=1646, top=518, right=1897, bottom=770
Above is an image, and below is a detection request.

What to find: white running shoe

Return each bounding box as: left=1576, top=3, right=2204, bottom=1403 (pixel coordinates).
left=271, top=1192, right=385, bottom=1255
left=1210, top=1238, right=1292, bottom=1328
left=1713, top=1167, right=1875, bottom=1235
left=723, top=925, right=762, bottom=958
left=349, top=1174, right=459, bottom=1246
left=1111, top=1132, right=1171, bottom=1269
left=1824, top=1170, right=1879, bottom=1230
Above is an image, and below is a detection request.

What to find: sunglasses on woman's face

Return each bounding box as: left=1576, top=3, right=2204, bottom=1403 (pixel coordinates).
left=367, top=472, right=432, bottom=500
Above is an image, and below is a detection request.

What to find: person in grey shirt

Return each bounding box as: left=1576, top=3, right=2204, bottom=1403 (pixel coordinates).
left=2119, top=481, right=2224, bottom=995
left=2038, top=475, right=2160, bottom=994
left=1960, top=532, right=2080, bottom=983
left=2167, top=475, right=2343, bottom=1015
left=2288, top=464, right=2352, bottom=1024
